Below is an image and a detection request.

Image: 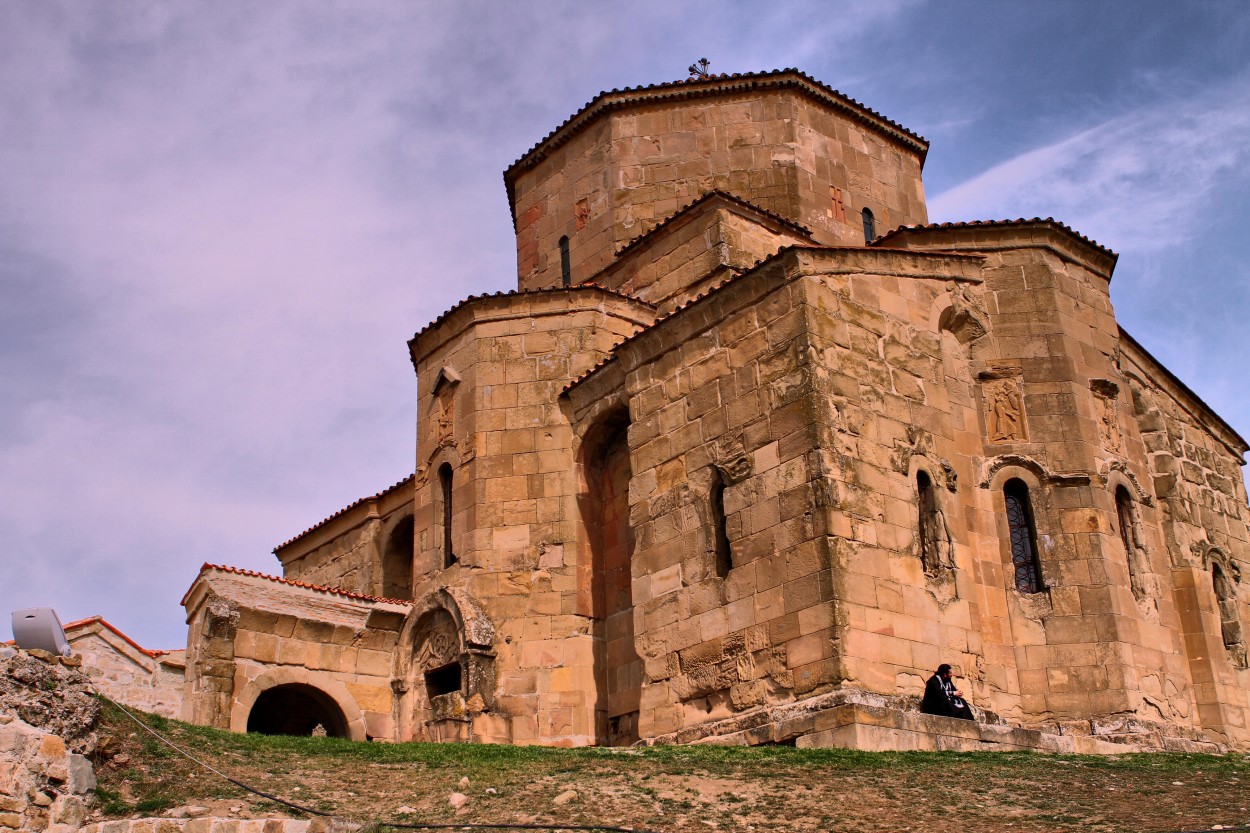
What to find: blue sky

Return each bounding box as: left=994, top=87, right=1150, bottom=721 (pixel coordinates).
left=2, top=1, right=1248, bottom=647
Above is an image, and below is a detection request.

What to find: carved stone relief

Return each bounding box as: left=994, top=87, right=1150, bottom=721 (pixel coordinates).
left=414, top=608, right=460, bottom=673
left=981, top=375, right=1028, bottom=444
left=715, top=435, right=753, bottom=484
left=1091, top=379, right=1122, bottom=453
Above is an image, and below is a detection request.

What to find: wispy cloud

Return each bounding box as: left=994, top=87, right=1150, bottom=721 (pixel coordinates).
left=929, top=73, right=1250, bottom=252
left=0, top=1, right=923, bottom=645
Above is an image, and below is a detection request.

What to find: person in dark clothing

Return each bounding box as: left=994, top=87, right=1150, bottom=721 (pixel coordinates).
left=921, top=663, right=974, bottom=720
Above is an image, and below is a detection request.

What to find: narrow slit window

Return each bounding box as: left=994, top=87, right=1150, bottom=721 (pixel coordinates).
left=559, top=235, right=571, bottom=287
left=1004, top=478, right=1043, bottom=593
left=1115, top=486, right=1136, bottom=555
left=709, top=467, right=732, bottom=579
left=861, top=207, right=876, bottom=244
left=439, top=462, right=456, bottom=568
left=1212, top=562, right=1242, bottom=655
left=917, top=470, right=940, bottom=573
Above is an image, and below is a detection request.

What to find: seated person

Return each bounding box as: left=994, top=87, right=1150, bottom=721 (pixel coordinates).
left=921, top=663, right=974, bottom=720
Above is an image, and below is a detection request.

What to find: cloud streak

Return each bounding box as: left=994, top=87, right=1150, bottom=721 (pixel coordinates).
left=929, top=73, right=1250, bottom=252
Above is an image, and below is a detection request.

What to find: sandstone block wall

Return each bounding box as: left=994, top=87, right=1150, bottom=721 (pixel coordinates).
left=509, top=74, right=928, bottom=292
left=401, top=287, right=656, bottom=745
left=182, top=568, right=407, bottom=742
left=64, top=622, right=184, bottom=720
left=276, top=478, right=415, bottom=601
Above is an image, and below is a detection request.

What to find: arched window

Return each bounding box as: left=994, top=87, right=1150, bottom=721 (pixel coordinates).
left=1004, top=478, right=1043, bottom=593
left=1212, top=561, right=1243, bottom=657
left=709, top=467, right=732, bottom=579
left=438, top=462, right=456, bottom=568
left=917, top=470, right=940, bottom=573
left=861, top=207, right=876, bottom=244
left=559, top=235, right=571, bottom=287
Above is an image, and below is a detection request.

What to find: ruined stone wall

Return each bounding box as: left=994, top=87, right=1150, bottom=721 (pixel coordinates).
left=70, top=631, right=183, bottom=720
left=0, top=647, right=98, bottom=831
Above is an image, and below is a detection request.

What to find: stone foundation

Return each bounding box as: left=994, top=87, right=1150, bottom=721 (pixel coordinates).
left=643, top=688, right=1226, bottom=754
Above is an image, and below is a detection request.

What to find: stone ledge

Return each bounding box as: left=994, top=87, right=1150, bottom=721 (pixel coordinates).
left=641, top=688, right=1228, bottom=754
left=80, top=818, right=358, bottom=833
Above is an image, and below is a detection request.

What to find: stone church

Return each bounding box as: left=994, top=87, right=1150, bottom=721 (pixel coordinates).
left=180, top=69, right=1250, bottom=752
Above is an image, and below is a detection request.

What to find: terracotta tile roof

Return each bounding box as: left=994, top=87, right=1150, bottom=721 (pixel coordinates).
left=876, top=217, right=1118, bottom=261
left=184, top=563, right=413, bottom=607
left=408, top=285, right=654, bottom=356
left=62, top=615, right=169, bottom=658
left=274, top=474, right=415, bottom=552
left=503, top=68, right=929, bottom=227
left=612, top=190, right=815, bottom=260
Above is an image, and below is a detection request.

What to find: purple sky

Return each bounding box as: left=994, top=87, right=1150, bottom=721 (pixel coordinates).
left=3, top=1, right=1249, bottom=648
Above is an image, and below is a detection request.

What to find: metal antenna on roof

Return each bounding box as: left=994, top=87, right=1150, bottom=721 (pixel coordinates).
left=688, top=58, right=710, bottom=80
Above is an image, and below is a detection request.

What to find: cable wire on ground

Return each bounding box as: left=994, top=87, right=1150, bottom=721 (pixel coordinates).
left=95, top=688, right=659, bottom=833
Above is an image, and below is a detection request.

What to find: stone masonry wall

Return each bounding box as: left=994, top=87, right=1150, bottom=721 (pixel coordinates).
left=1123, top=340, right=1250, bottom=744
left=69, top=632, right=183, bottom=720
left=512, top=83, right=927, bottom=292
left=406, top=289, right=656, bottom=745
left=0, top=647, right=98, bottom=832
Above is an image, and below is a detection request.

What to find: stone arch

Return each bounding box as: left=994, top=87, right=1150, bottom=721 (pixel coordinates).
left=392, top=586, right=497, bottom=742
left=231, top=666, right=366, bottom=741
left=983, top=463, right=1055, bottom=620
left=381, top=513, right=415, bottom=600
left=1101, top=460, right=1153, bottom=507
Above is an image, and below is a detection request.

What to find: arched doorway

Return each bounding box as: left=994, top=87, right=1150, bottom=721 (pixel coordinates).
left=585, top=418, right=641, bottom=745
left=246, top=683, right=349, bottom=738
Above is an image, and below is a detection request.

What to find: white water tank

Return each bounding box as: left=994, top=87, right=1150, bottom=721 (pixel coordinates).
left=11, top=608, right=71, bottom=656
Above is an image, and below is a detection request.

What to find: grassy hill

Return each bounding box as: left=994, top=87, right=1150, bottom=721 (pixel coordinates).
left=94, top=700, right=1250, bottom=833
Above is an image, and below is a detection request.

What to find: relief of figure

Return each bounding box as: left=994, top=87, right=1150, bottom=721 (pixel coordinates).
left=1097, top=395, right=1122, bottom=452
left=435, top=392, right=455, bottom=447
left=985, top=378, right=1027, bottom=443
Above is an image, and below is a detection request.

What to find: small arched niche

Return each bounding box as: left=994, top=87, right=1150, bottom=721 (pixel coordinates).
left=382, top=514, right=415, bottom=600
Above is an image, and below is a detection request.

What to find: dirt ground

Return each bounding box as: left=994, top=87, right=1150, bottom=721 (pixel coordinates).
left=93, top=703, right=1250, bottom=833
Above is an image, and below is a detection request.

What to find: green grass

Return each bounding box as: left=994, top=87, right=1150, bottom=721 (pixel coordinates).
left=91, top=699, right=1250, bottom=832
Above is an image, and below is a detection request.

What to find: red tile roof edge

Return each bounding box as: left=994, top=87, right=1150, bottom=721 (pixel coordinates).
left=407, top=285, right=655, bottom=373
left=877, top=218, right=1118, bottom=262
left=185, top=563, right=413, bottom=607
left=561, top=243, right=982, bottom=396
left=502, top=69, right=929, bottom=230
left=61, top=615, right=170, bottom=658
left=610, top=189, right=815, bottom=261
left=505, top=68, right=926, bottom=181
left=273, top=474, right=416, bottom=553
